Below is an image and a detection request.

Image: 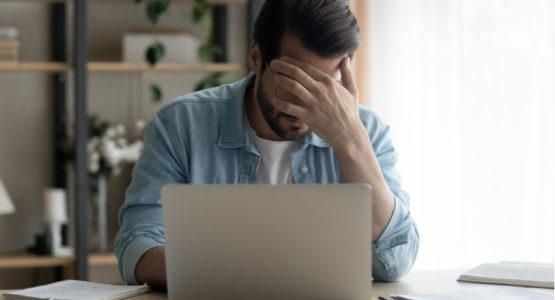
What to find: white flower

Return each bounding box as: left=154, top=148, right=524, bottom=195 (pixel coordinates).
left=87, top=119, right=145, bottom=177
left=100, top=138, right=122, bottom=168
left=134, top=119, right=146, bottom=136
left=123, top=141, right=144, bottom=162
left=105, top=127, right=117, bottom=139
left=115, top=123, right=126, bottom=136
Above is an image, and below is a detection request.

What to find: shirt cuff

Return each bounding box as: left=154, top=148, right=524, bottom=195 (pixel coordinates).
left=120, top=236, right=164, bottom=285
left=373, top=195, right=410, bottom=252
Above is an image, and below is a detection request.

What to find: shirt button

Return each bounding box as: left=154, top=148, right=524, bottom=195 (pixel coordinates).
left=301, top=166, right=309, bottom=174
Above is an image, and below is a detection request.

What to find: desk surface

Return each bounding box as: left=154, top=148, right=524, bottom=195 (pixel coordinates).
left=1, top=269, right=553, bottom=299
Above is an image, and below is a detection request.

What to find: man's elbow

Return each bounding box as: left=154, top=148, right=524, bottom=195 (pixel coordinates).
left=375, top=264, right=410, bottom=282
left=373, top=234, right=419, bottom=282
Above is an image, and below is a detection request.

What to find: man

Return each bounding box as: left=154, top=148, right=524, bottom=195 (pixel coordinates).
left=116, top=0, right=419, bottom=290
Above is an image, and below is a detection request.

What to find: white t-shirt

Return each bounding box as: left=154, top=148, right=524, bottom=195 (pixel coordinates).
left=247, top=125, right=302, bottom=184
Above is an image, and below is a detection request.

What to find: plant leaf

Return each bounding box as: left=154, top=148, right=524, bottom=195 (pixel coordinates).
left=198, top=39, right=224, bottom=63
left=146, top=0, right=170, bottom=24
left=199, top=43, right=214, bottom=63
left=150, top=84, right=163, bottom=103
left=145, top=42, right=165, bottom=66
left=193, top=0, right=211, bottom=23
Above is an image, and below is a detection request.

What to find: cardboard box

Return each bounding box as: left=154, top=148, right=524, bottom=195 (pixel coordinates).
left=123, top=28, right=202, bottom=64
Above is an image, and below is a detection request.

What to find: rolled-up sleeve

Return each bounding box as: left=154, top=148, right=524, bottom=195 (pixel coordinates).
left=115, top=114, right=187, bottom=284
left=369, top=114, right=420, bottom=282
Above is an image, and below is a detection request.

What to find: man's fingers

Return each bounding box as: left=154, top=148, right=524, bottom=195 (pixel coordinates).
left=272, top=97, right=308, bottom=119
left=340, top=57, right=358, bottom=97
left=270, top=59, right=320, bottom=93
left=279, top=56, right=330, bottom=82
left=273, top=73, right=318, bottom=108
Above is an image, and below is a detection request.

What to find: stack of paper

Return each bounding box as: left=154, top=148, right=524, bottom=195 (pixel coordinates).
left=0, top=27, right=19, bottom=62
left=3, top=280, right=150, bottom=300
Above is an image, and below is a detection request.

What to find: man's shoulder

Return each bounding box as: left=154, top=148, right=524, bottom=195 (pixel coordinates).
left=157, top=83, right=237, bottom=120
left=358, top=105, right=389, bottom=132
left=357, top=105, right=396, bottom=151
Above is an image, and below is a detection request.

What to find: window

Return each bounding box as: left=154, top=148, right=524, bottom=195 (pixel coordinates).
left=369, top=0, right=554, bottom=270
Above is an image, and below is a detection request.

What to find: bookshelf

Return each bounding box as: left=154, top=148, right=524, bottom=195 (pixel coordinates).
left=0, top=0, right=262, bottom=281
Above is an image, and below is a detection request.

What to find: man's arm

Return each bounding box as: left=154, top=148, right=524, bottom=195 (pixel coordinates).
left=336, top=116, right=419, bottom=282
left=269, top=56, right=419, bottom=281
left=334, top=125, right=395, bottom=240
left=270, top=56, right=395, bottom=239
left=135, top=246, right=167, bottom=291
left=115, top=114, right=188, bottom=289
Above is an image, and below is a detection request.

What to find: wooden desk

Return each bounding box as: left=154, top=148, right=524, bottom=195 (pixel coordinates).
left=370, top=269, right=553, bottom=298
left=1, top=269, right=553, bottom=299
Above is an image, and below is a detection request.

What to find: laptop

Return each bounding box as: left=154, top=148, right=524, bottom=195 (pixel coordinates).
left=161, top=184, right=373, bottom=300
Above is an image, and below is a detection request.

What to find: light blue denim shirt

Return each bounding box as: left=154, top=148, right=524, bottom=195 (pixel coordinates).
left=115, top=73, right=419, bottom=285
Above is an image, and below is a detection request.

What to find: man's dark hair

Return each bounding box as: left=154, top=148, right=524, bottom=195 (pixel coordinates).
left=253, top=0, right=360, bottom=67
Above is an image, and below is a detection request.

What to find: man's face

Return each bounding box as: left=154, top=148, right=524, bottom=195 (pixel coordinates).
left=255, top=34, right=343, bottom=141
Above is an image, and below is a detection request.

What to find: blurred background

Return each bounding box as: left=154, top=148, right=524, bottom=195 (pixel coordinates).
left=0, top=0, right=553, bottom=289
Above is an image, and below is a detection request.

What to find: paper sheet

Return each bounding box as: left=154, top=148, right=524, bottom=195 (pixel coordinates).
left=6, top=280, right=149, bottom=300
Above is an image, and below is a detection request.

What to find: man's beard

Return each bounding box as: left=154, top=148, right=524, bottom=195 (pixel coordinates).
left=256, top=79, right=310, bottom=141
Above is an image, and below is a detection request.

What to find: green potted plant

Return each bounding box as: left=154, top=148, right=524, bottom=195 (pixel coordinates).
left=134, top=0, right=237, bottom=103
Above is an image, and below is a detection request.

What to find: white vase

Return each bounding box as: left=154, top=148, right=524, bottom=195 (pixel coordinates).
left=95, top=175, right=108, bottom=252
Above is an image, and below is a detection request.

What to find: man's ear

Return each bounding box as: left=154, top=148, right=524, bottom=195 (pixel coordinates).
left=248, top=41, right=262, bottom=73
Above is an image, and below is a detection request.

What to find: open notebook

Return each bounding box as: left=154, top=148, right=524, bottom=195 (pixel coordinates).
left=457, top=261, right=554, bottom=288
left=3, top=280, right=149, bottom=300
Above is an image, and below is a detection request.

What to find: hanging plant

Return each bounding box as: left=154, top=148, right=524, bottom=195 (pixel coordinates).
left=191, top=0, right=237, bottom=90
left=132, top=0, right=170, bottom=102
left=134, top=0, right=236, bottom=100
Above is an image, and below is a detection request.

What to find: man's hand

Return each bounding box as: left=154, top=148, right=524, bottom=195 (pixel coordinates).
left=270, top=56, right=396, bottom=241
left=269, top=56, right=366, bottom=151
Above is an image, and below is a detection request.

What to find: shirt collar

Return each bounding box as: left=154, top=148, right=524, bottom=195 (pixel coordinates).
left=217, top=73, right=331, bottom=149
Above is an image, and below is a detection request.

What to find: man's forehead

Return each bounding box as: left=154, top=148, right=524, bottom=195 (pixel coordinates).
left=279, top=35, right=344, bottom=76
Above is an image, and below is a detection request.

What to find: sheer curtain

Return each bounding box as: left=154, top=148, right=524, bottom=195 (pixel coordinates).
left=369, top=0, right=554, bottom=270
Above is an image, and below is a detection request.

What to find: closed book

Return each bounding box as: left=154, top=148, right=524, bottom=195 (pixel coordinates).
left=458, top=262, right=554, bottom=289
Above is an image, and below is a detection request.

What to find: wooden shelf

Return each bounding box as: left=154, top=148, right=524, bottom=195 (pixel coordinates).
left=89, top=62, right=246, bottom=73
left=0, top=61, right=247, bottom=73
left=0, top=253, right=117, bottom=269
left=0, top=255, right=73, bottom=269
left=0, top=62, right=67, bottom=72
left=0, top=0, right=247, bottom=4
left=88, top=253, right=118, bottom=266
